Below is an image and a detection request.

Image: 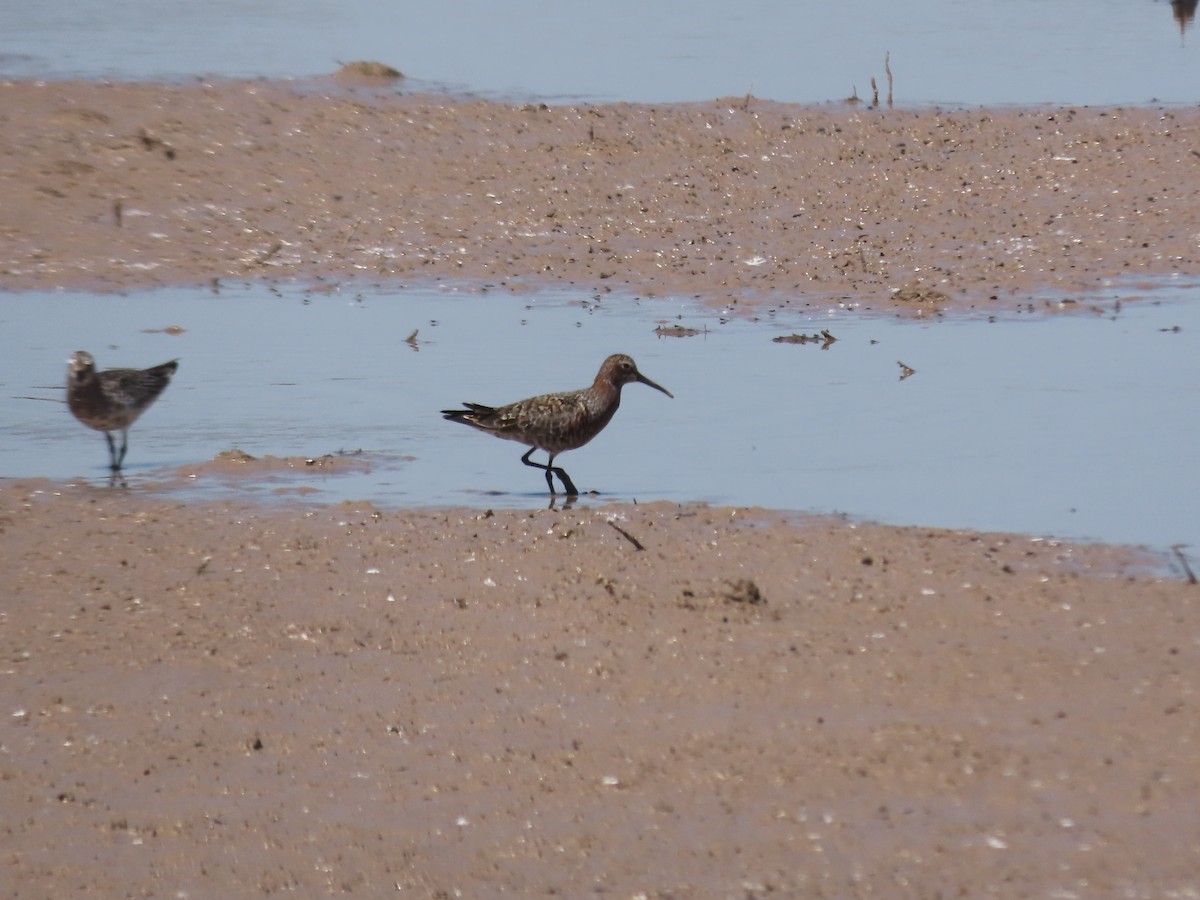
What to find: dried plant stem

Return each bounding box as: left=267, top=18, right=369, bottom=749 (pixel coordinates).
left=885, top=51, right=894, bottom=107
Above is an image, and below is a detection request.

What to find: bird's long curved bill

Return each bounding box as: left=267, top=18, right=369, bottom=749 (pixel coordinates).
left=638, top=373, right=674, bottom=398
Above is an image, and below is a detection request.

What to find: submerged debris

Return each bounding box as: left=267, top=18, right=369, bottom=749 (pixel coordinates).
left=772, top=329, right=837, bottom=349
left=655, top=324, right=704, bottom=338
left=334, top=60, right=404, bottom=80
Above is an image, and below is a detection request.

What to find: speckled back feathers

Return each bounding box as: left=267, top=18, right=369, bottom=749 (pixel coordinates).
left=67, top=350, right=179, bottom=433
left=442, top=353, right=672, bottom=455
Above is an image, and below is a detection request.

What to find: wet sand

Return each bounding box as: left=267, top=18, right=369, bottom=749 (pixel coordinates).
left=2, top=76, right=1199, bottom=896
left=3, top=77, right=1200, bottom=307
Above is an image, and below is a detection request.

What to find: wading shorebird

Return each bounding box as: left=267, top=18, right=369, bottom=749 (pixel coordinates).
left=67, top=350, right=179, bottom=472
left=442, top=353, right=673, bottom=496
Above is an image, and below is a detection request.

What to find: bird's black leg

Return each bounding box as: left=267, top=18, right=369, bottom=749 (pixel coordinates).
left=116, top=430, right=129, bottom=469
left=104, top=431, right=120, bottom=471
left=520, top=448, right=579, bottom=496
left=552, top=461, right=579, bottom=497
left=521, top=448, right=556, bottom=494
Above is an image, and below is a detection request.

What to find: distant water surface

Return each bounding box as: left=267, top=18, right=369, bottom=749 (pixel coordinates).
left=1, top=0, right=1198, bottom=106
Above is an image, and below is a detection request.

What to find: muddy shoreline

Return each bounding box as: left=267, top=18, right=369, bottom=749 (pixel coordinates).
left=3, top=76, right=1199, bottom=896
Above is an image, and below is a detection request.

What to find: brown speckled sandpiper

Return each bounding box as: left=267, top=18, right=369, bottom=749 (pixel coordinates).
left=67, top=350, right=179, bottom=471
left=442, top=353, right=673, bottom=496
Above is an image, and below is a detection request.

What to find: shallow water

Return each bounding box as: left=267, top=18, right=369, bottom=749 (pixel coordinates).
left=1, top=0, right=1198, bottom=106
left=2, top=281, right=1198, bottom=553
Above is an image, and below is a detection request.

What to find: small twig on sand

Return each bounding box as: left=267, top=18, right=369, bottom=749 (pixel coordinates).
left=256, top=242, right=283, bottom=265
left=1171, top=544, right=1198, bottom=584
left=870, top=76, right=879, bottom=108
left=885, top=51, right=894, bottom=107
left=608, top=520, right=645, bottom=551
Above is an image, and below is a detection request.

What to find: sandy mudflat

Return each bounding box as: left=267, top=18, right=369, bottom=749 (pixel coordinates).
left=2, top=75, right=1199, bottom=896
left=3, top=77, right=1200, bottom=307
